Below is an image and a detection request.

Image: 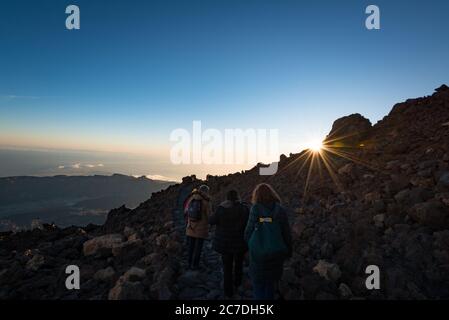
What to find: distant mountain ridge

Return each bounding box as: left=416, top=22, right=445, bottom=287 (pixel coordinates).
left=0, top=174, right=175, bottom=231
left=0, top=174, right=174, bottom=206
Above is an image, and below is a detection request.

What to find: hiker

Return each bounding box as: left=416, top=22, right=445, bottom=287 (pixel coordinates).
left=209, top=190, right=250, bottom=298
left=185, top=185, right=211, bottom=270
left=244, top=183, right=292, bottom=300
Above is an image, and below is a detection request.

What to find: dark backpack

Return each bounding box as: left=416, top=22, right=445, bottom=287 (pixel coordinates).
left=187, top=199, right=202, bottom=222
left=248, top=204, right=288, bottom=262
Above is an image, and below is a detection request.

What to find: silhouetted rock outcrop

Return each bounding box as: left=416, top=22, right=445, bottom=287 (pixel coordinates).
left=325, top=113, right=372, bottom=147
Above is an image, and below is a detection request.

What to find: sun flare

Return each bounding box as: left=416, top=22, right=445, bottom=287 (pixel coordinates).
left=307, top=139, right=323, bottom=153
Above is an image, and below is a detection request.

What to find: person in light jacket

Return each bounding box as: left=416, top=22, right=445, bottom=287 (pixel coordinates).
left=185, top=185, right=211, bottom=270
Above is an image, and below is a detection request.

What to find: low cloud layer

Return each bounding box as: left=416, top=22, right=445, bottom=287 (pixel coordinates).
left=58, top=163, right=104, bottom=170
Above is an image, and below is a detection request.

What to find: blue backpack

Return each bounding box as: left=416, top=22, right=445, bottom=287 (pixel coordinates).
left=187, top=199, right=202, bottom=222
left=248, top=204, right=288, bottom=262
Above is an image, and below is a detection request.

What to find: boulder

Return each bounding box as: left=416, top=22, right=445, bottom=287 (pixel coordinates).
left=338, top=283, right=353, bottom=299
left=141, top=253, right=163, bottom=266
left=386, top=160, right=401, bottom=170
left=156, top=234, right=169, bottom=247
left=325, top=114, right=372, bottom=147
left=313, top=260, right=342, bottom=282
left=83, top=234, right=124, bottom=256
left=364, top=192, right=381, bottom=203
left=123, top=267, right=146, bottom=282
left=93, top=267, right=116, bottom=281
left=408, top=201, right=449, bottom=229
left=373, top=214, right=385, bottom=228
left=123, top=227, right=135, bottom=238
left=177, top=270, right=203, bottom=287
left=165, top=239, right=182, bottom=254
left=26, top=254, right=45, bottom=271
left=150, top=282, right=172, bottom=300
left=435, top=193, right=449, bottom=206
left=150, top=266, right=175, bottom=299
left=338, top=163, right=354, bottom=175
left=108, top=280, right=145, bottom=300
left=394, top=189, right=410, bottom=204
left=111, top=239, right=145, bottom=266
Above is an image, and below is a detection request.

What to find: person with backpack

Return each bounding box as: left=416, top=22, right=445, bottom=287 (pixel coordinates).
left=244, top=183, right=292, bottom=300
left=185, top=185, right=211, bottom=270
left=209, top=190, right=250, bottom=298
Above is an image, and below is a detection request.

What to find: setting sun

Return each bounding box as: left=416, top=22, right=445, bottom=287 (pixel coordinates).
left=307, top=139, right=323, bottom=153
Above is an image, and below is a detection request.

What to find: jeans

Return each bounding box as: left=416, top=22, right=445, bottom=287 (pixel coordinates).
left=222, top=253, right=244, bottom=297
left=187, top=236, right=204, bottom=268
left=252, top=280, right=275, bottom=300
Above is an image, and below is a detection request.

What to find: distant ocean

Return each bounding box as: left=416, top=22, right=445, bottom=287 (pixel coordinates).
left=0, top=148, right=175, bottom=180
left=0, top=147, right=249, bottom=181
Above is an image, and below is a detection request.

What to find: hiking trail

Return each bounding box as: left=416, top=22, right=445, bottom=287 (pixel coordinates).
left=171, top=184, right=252, bottom=300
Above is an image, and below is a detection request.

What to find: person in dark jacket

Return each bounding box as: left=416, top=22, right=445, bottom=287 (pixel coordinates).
left=209, top=190, right=249, bottom=298
left=244, top=183, right=292, bottom=300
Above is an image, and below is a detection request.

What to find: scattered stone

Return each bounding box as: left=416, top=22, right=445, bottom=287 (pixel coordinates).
left=338, top=283, right=353, bottom=298
left=94, top=267, right=115, bottom=281
left=108, top=279, right=145, bottom=300
left=408, top=201, right=449, bottom=229
left=123, top=227, right=135, bottom=238
left=83, top=234, right=123, bottom=256
left=26, top=254, right=45, bottom=271
left=178, top=270, right=203, bottom=287
left=338, top=163, right=354, bottom=175
left=156, top=234, right=169, bottom=247
left=394, top=189, right=410, bottom=204
left=141, top=253, right=162, bottom=266
left=364, top=192, right=381, bottom=203
left=123, top=267, right=146, bottom=282
left=313, top=260, right=342, bottom=282
left=373, top=214, right=385, bottom=228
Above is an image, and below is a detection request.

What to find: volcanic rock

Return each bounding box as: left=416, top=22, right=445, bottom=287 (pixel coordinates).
left=83, top=234, right=124, bottom=256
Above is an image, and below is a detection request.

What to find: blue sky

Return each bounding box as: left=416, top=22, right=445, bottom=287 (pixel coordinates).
left=0, top=0, right=448, bottom=178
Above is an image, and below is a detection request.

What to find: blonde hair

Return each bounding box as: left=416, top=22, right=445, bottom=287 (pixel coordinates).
left=251, top=183, right=281, bottom=206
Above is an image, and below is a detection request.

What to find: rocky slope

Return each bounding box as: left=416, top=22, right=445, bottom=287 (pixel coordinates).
left=1, top=85, right=448, bottom=300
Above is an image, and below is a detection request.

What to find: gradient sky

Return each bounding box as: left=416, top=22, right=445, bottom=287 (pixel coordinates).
left=1, top=0, right=449, bottom=178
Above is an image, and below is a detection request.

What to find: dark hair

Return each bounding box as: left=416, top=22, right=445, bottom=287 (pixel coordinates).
left=226, top=190, right=240, bottom=201
left=251, top=183, right=281, bottom=206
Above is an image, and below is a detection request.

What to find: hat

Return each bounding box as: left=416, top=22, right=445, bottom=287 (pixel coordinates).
left=198, top=185, right=210, bottom=194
